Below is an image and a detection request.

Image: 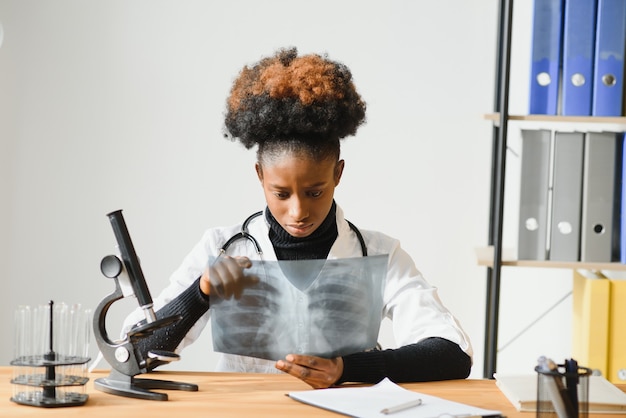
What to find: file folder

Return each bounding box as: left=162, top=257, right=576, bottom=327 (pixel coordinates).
left=518, top=130, right=551, bottom=260
left=528, top=0, right=564, bottom=115
left=592, top=0, right=626, bottom=116
left=549, top=132, right=584, bottom=261
left=561, top=0, right=598, bottom=116
left=608, top=278, right=626, bottom=383
left=580, top=132, right=622, bottom=262
left=572, top=270, right=609, bottom=378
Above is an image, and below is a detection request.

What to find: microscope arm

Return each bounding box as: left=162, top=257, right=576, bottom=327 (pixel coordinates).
left=93, top=210, right=198, bottom=400
left=107, top=210, right=157, bottom=322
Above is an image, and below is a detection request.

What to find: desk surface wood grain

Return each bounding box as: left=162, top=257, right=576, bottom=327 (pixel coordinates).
left=1, top=368, right=624, bottom=417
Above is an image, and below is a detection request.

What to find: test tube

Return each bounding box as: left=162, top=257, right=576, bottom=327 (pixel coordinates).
left=13, top=305, right=32, bottom=360
left=13, top=306, right=33, bottom=401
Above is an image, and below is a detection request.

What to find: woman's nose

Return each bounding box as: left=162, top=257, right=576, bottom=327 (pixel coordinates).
left=289, top=197, right=308, bottom=221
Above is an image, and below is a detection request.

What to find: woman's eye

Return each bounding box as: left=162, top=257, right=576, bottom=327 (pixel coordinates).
left=275, top=192, right=289, bottom=199
left=309, top=191, right=322, bottom=198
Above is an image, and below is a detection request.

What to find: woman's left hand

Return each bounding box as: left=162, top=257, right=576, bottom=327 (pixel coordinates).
left=275, top=354, right=343, bottom=388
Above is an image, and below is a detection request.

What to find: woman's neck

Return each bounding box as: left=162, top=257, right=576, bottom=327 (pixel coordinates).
left=265, top=202, right=338, bottom=260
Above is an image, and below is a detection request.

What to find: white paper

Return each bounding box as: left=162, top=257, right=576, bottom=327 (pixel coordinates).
left=288, top=378, right=502, bottom=418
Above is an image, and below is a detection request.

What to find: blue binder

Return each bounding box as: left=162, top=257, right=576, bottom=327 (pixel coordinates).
left=529, top=0, right=564, bottom=115
left=592, top=0, right=626, bottom=116
left=561, top=0, right=598, bottom=116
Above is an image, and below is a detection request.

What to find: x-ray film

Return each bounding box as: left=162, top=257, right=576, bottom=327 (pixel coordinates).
left=210, top=254, right=388, bottom=361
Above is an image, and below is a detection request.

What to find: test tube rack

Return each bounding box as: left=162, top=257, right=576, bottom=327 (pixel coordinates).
left=10, top=301, right=91, bottom=408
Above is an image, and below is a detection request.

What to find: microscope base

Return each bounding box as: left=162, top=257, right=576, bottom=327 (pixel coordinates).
left=95, top=370, right=198, bottom=401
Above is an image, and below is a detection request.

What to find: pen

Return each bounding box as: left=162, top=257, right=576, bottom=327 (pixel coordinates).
left=380, top=398, right=422, bottom=415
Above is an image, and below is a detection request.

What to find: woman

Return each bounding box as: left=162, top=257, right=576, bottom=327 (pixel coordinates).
left=127, top=47, right=472, bottom=388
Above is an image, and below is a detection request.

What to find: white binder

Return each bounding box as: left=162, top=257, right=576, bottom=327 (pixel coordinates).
left=581, top=132, right=621, bottom=262
left=518, top=130, right=551, bottom=260
left=549, top=132, right=584, bottom=261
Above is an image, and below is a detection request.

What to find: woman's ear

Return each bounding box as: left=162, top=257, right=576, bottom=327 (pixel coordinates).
left=334, top=159, right=345, bottom=185
left=255, top=163, right=263, bottom=182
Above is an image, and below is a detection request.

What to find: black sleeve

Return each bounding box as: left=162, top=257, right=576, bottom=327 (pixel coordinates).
left=132, top=277, right=211, bottom=370
left=336, top=337, right=471, bottom=384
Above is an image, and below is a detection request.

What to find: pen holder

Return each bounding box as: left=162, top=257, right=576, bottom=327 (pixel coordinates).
left=535, top=362, right=592, bottom=418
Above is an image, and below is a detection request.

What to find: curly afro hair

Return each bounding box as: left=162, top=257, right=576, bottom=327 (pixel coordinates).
left=224, top=47, right=366, bottom=157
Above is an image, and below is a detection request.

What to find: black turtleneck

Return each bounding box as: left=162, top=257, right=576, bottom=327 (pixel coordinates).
left=266, top=201, right=338, bottom=261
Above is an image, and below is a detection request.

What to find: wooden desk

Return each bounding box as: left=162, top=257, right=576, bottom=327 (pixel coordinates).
left=1, top=368, right=625, bottom=417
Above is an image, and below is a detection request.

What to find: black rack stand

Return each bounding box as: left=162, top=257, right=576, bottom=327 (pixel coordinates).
left=10, top=355, right=90, bottom=408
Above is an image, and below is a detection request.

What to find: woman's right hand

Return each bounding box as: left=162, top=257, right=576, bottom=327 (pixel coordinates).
left=199, top=256, right=259, bottom=299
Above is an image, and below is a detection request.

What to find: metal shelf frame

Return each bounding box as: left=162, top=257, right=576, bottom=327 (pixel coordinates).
left=483, top=0, right=513, bottom=379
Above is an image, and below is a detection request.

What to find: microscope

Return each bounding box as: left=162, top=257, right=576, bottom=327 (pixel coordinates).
left=93, top=210, right=198, bottom=401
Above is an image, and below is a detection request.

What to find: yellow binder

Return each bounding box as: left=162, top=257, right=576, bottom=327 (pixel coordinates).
left=608, top=278, right=626, bottom=383
left=572, top=270, right=609, bottom=377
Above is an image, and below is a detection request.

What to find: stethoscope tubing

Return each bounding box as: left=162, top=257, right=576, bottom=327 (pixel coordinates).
left=218, top=210, right=367, bottom=257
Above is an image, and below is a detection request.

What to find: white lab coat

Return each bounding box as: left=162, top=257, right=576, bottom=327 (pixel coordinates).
left=123, top=205, right=473, bottom=374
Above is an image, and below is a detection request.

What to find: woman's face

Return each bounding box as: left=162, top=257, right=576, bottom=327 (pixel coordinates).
left=256, top=151, right=344, bottom=238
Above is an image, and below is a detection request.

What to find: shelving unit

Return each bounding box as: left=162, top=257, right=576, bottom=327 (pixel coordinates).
left=485, top=113, right=626, bottom=125
left=482, top=1, right=626, bottom=379
left=476, top=246, right=626, bottom=271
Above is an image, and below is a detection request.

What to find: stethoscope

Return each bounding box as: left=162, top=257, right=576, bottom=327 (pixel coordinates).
left=218, top=211, right=368, bottom=257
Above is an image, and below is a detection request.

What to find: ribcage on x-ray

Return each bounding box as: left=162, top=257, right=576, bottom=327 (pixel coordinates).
left=211, top=255, right=388, bottom=361
left=212, top=280, right=286, bottom=359
left=306, top=278, right=375, bottom=357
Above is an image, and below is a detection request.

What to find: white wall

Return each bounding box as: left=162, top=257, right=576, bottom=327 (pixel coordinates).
left=0, top=0, right=573, bottom=379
